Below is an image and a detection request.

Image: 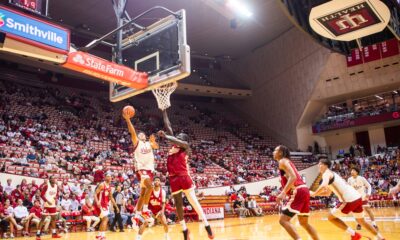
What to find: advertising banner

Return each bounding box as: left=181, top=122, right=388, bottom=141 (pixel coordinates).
left=0, top=6, right=69, bottom=53
left=63, top=51, right=148, bottom=89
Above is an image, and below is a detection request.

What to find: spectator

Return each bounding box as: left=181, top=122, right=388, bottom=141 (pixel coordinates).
left=13, top=199, right=30, bottom=236
left=2, top=199, right=23, bottom=238
left=28, top=200, right=46, bottom=230
left=3, top=179, right=13, bottom=195
left=246, top=196, right=263, bottom=216
left=81, top=198, right=100, bottom=232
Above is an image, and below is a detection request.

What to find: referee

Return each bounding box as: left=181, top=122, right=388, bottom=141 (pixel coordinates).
left=111, top=185, right=124, bottom=232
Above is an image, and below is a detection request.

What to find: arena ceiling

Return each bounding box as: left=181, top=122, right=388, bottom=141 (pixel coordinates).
left=48, top=0, right=293, bottom=58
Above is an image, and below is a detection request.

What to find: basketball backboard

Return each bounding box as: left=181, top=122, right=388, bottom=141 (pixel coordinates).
left=110, top=9, right=190, bottom=102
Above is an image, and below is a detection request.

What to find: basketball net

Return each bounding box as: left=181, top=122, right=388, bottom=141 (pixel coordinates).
left=152, top=82, right=178, bottom=110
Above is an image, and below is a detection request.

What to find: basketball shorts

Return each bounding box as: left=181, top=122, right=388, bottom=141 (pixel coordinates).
left=136, top=170, right=154, bottom=188
left=149, top=205, right=162, bottom=216
left=282, top=185, right=310, bottom=217
left=94, top=206, right=110, bottom=218
left=42, top=207, right=58, bottom=216
left=331, top=198, right=364, bottom=218
left=362, top=200, right=370, bottom=207
left=169, top=175, right=195, bottom=195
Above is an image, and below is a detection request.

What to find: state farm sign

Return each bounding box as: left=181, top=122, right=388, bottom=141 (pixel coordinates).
left=309, top=0, right=391, bottom=41
left=63, top=51, right=148, bottom=89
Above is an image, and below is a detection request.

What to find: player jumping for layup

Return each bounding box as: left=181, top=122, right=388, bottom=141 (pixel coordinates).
left=347, top=167, right=377, bottom=230
left=158, top=109, right=214, bottom=240
left=123, top=108, right=159, bottom=219
left=36, top=176, right=61, bottom=240
left=136, top=176, right=169, bottom=240
left=311, top=157, right=385, bottom=240
left=94, top=174, right=118, bottom=240
left=273, top=145, right=320, bottom=240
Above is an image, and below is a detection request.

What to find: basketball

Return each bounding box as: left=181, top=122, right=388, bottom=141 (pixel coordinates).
left=123, top=105, right=135, bottom=118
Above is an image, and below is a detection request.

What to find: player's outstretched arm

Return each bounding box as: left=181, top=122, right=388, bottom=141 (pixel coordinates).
left=123, top=111, right=139, bottom=146
left=157, top=131, right=189, bottom=150
left=310, top=172, right=331, bottom=197
left=162, top=109, right=174, bottom=136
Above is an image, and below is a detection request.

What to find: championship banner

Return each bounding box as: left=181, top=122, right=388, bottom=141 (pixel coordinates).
left=346, top=48, right=363, bottom=67
left=309, top=0, right=391, bottom=41
left=380, top=38, right=400, bottom=58
left=203, top=207, right=224, bottom=220
left=63, top=51, right=148, bottom=89
left=362, top=43, right=380, bottom=62
left=0, top=5, right=69, bottom=53
left=346, top=38, right=399, bottom=67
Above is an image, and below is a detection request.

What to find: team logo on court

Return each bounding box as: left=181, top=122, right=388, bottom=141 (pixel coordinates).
left=309, top=0, right=391, bottom=41
left=0, top=14, right=5, bottom=27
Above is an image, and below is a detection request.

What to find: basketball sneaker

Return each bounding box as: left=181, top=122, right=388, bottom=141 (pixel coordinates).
left=205, top=225, right=215, bottom=239
left=52, top=233, right=62, bottom=238
left=351, top=232, right=362, bottom=240
left=183, top=229, right=190, bottom=240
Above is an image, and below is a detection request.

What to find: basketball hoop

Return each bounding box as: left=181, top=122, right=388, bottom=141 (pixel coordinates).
left=152, top=82, right=178, bottom=110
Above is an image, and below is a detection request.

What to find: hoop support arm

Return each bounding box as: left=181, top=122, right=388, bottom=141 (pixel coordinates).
left=79, top=6, right=181, bottom=52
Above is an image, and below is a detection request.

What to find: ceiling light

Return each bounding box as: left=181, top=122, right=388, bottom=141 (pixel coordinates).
left=375, top=95, right=383, bottom=100
left=226, top=0, right=253, bottom=18
left=393, top=91, right=398, bottom=94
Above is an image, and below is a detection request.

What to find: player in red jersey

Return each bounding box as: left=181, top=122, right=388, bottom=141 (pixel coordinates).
left=273, top=145, right=320, bottom=240
left=36, top=176, right=62, bottom=240
left=136, top=177, right=169, bottom=240
left=94, top=174, right=118, bottom=240
left=158, top=109, right=214, bottom=240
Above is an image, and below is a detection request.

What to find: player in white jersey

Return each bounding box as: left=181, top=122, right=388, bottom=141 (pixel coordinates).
left=311, top=157, right=385, bottom=240
left=123, top=110, right=159, bottom=218
left=347, top=167, right=377, bottom=230
left=36, top=176, right=61, bottom=240
left=389, top=181, right=400, bottom=197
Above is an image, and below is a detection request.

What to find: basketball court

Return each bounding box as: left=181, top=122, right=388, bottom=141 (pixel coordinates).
left=21, top=208, right=397, bottom=240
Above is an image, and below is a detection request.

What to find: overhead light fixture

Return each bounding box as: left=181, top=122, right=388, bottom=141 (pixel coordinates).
left=393, top=90, right=398, bottom=94
left=375, top=95, right=383, bottom=100
left=226, top=0, right=253, bottom=18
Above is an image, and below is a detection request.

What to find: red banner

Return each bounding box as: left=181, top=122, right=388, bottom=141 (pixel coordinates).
left=380, top=38, right=400, bottom=58
left=363, top=44, right=380, bottom=63
left=63, top=51, right=148, bottom=89
left=346, top=48, right=363, bottom=67
left=347, top=39, right=399, bottom=67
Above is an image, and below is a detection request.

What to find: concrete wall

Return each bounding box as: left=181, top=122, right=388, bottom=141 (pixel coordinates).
left=198, top=165, right=319, bottom=195
left=223, top=28, right=330, bottom=148
left=368, top=128, right=386, bottom=154
left=297, top=48, right=400, bottom=152
left=324, top=131, right=355, bottom=157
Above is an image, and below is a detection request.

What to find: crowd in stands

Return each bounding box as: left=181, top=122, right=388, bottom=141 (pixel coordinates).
left=333, top=145, right=400, bottom=195
left=314, top=97, right=397, bottom=128
left=0, top=78, right=315, bottom=189
left=0, top=176, right=187, bottom=237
